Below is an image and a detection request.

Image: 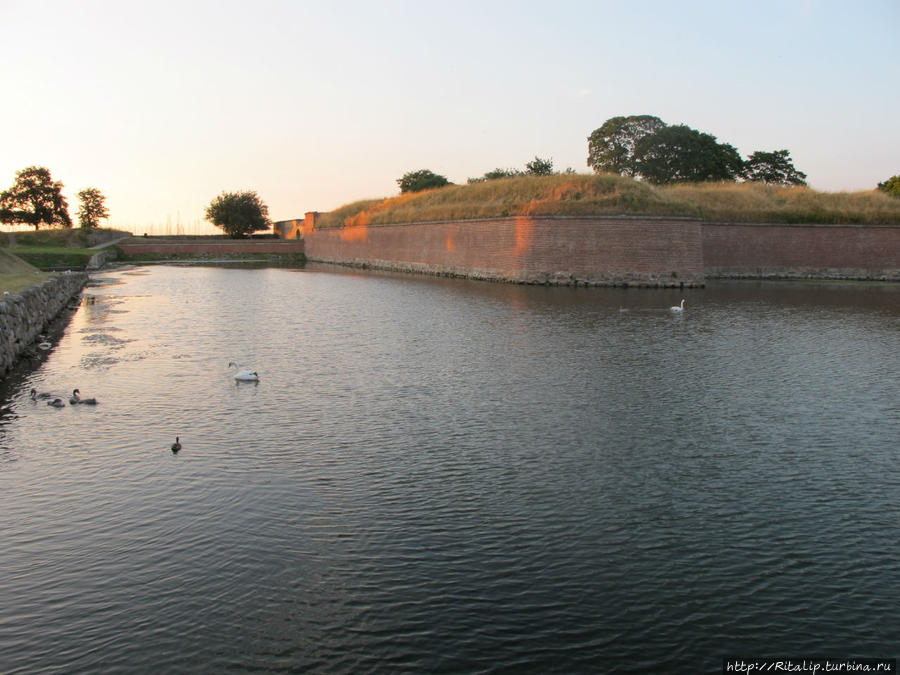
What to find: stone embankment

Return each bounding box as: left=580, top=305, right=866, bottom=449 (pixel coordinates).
left=0, top=272, right=87, bottom=377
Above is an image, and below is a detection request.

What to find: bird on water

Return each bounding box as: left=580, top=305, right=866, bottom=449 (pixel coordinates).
left=30, top=388, right=53, bottom=400
left=229, top=362, right=259, bottom=382
left=47, top=398, right=66, bottom=408
left=171, top=437, right=182, bottom=453
left=70, top=389, right=98, bottom=405
left=670, top=299, right=686, bottom=312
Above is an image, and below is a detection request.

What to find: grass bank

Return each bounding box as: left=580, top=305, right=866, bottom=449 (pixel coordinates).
left=317, top=174, right=900, bottom=229
left=1, top=228, right=94, bottom=248
left=10, top=246, right=99, bottom=270
left=0, top=249, right=51, bottom=294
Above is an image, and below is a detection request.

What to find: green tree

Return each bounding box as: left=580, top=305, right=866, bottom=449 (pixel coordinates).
left=587, top=115, right=667, bottom=176
left=77, top=187, right=110, bottom=228
left=525, top=156, right=554, bottom=176
left=0, top=166, right=72, bottom=230
left=397, top=169, right=450, bottom=193
left=744, top=149, right=807, bottom=186
left=468, top=166, right=533, bottom=183
left=483, top=168, right=521, bottom=180
left=632, top=124, right=744, bottom=184
left=205, top=190, right=271, bottom=238
left=877, top=175, right=900, bottom=197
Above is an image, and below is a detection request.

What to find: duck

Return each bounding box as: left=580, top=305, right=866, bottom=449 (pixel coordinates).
left=229, top=362, right=259, bottom=382
left=670, top=299, right=686, bottom=313
left=69, top=389, right=98, bottom=405
left=171, top=437, right=182, bottom=453
left=30, top=388, right=53, bottom=400
left=47, top=398, right=66, bottom=408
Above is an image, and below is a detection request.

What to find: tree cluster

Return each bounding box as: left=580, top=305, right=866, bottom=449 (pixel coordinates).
left=397, top=169, right=451, bottom=193
left=587, top=115, right=807, bottom=186
left=205, top=190, right=271, bottom=238
left=877, top=175, right=900, bottom=198
left=1, top=166, right=109, bottom=230
left=467, top=156, right=574, bottom=184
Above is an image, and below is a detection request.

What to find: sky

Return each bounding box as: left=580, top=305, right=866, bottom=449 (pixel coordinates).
left=1, top=0, right=898, bottom=234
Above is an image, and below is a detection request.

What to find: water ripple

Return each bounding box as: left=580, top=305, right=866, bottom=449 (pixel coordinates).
left=0, top=270, right=898, bottom=673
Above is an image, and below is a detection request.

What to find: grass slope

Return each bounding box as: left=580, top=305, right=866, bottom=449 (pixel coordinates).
left=11, top=246, right=97, bottom=270
left=0, top=248, right=50, bottom=294
left=317, top=174, right=900, bottom=229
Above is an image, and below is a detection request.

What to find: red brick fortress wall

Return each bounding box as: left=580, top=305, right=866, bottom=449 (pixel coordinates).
left=702, top=223, right=900, bottom=280
left=304, top=216, right=705, bottom=287
left=117, top=239, right=306, bottom=256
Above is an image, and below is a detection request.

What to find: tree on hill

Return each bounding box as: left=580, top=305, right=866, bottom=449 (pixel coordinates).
left=468, top=157, right=559, bottom=184
left=397, top=169, right=450, bottom=193
left=744, top=149, right=807, bottom=186
left=877, top=175, right=900, bottom=197
left=525, top=156, right=554, bottom=176
left=587, top=115, right=666, bottom=176
left=205, top=190, right=271, bottom=238
left=0, top=166, right=72, bottom=230
left=483, top=168, right=521, bottom=180
left=77, top=188, right=110, bottom=228
left=632, top=124, right=745, bottom=184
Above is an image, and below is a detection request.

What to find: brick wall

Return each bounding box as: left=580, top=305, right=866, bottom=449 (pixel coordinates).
left=117, top=240, right=306, bottom=256
left=304, top=216, right=705, bottom=287
left=303, top=217, right=899, bottom=284
left=117, top=220, right=900, bottom=284
left=703, top=223, right=900, bottom=280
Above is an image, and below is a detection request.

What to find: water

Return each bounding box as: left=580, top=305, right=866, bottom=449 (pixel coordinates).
left=1, top=265, right=898, bottom=673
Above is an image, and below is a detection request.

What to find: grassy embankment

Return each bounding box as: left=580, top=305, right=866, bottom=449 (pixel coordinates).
left=0, top=228, right=116, bottom=293
left=317, top=174, right=900, bottom=229
left=0, top=248, right=50, bottom=294
left=0, top=228, right=105, bottom=271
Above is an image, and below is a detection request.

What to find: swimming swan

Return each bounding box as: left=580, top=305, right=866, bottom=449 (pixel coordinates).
left=30, top=388, right=53, bottom=400
left=47, top=398, right=66, bottom=408
left=171, top=437, right=182, bottom=453
left=229, top=362, right=259, bottom=382
left=70, top=389, right=98, bottom=405
left=670, top=299, right=686, bottom=312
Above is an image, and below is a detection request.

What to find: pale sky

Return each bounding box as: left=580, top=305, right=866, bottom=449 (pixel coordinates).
left=2, top=0, right=898, bottom=234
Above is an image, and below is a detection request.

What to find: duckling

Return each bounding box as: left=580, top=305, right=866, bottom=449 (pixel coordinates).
left=47, top=398, right=66, bottom=408
left=171, top=437, right=182, bottom=453
left=70, top=389, right=98, bottom=405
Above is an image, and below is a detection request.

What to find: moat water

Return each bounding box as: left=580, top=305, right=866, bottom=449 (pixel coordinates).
left=1, top=265, right=898, bottom=673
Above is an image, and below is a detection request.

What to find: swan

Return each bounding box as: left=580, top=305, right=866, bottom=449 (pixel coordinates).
left=70, top=389, right=98, bottom=405
left=30, top=388, right=53, bottom=400
left=670, top=299, right=686, bottom=312
left=171, top=437, right=182, bottom=453
left=229, top=362, right=259, bottom=382
left=47, top=398, right=66, bottom=408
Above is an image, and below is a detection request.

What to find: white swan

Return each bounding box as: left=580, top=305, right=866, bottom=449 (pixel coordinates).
left=670, top=299, right=686, bottom=312
left=229, top=361, right=259, bottom=382
left=70, top=389, right=98, bottom=405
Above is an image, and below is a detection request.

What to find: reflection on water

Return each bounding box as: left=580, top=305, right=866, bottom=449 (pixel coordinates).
left=1, top=265, right=898, bottom=673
